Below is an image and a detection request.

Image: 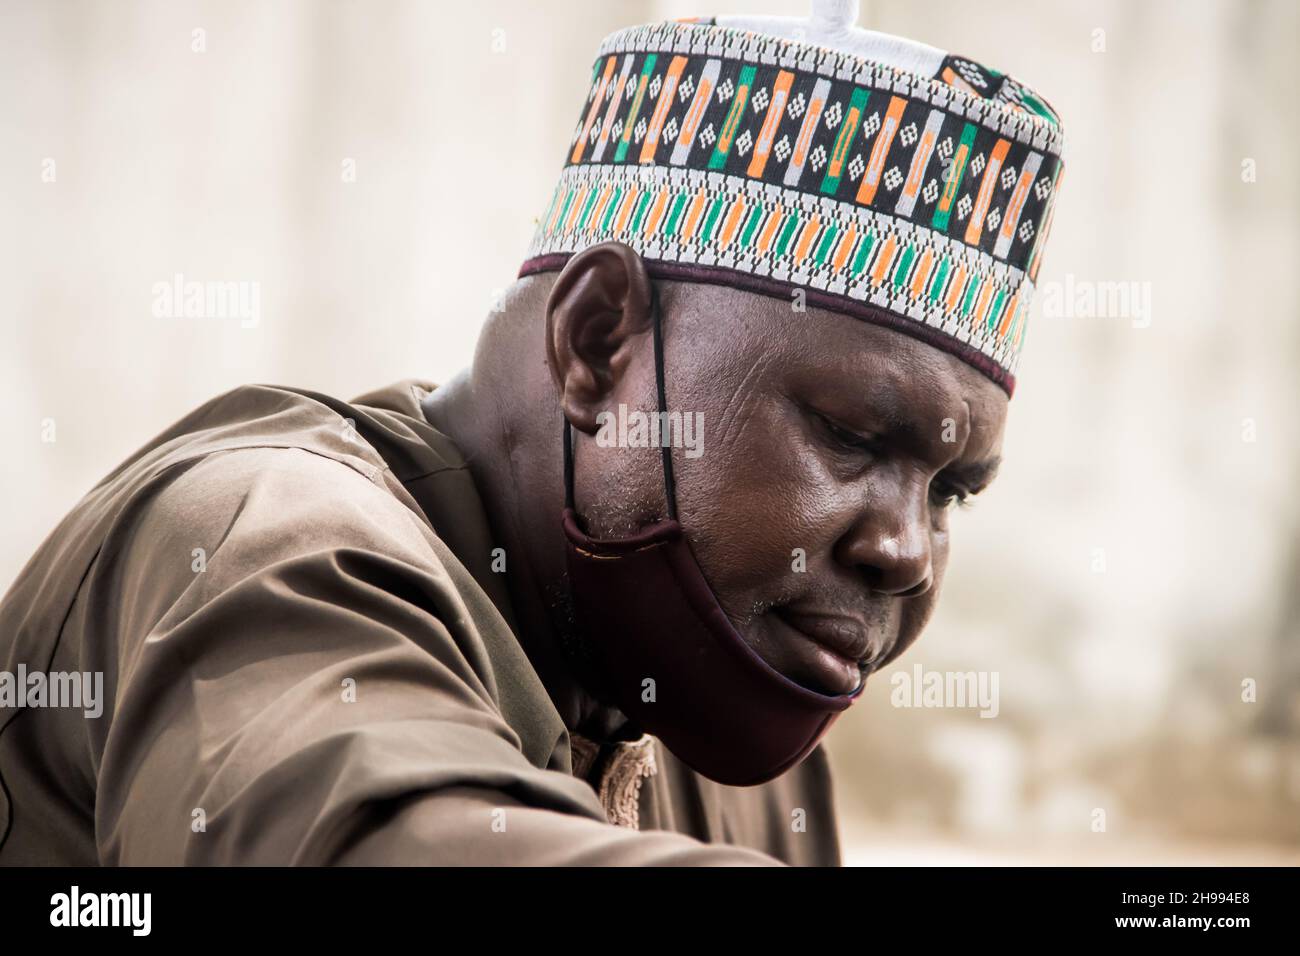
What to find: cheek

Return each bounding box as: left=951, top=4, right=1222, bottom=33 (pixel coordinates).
left=577, top=428, right=675, bottom=537
left=677, top=396, right=843, bottom=600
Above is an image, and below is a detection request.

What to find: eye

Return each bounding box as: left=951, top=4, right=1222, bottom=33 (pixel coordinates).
left=814, top=411, right=881, bottom=457
left=930, top=477, right=973, bottom=511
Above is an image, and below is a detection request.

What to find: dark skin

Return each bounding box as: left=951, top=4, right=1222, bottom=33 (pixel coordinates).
left=423, top=241, right=1007, bottom=742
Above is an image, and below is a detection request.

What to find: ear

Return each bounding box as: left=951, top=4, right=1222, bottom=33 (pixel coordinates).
left=545, top=241, right=654, bottom=435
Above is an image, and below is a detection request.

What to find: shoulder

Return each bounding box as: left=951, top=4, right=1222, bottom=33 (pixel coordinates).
left=100, top=438, right=561, bottom=757
left=131, top=444, right=440, bottom=580
left=100, top=444, right=449, bottom=648
left=131, top=382, right=394, bottom=487
left=98, top=441, right=520, bottom=704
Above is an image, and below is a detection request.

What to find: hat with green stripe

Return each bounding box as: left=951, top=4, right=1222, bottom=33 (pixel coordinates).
left=519, top=0, right=1065, bottom=396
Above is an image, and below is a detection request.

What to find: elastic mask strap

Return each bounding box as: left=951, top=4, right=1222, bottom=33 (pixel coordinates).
left=649, top=285, right=678, bottom=522
left=563, top=404, right=576, bottom=511
left=562, top=283, right=679, bottom=521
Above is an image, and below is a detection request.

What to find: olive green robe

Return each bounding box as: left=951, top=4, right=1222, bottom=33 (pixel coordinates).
left=0, top=381, right=841, bottom=865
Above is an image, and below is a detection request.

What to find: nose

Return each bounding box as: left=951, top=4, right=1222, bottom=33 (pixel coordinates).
left=833, top=483, right=934, bottom=598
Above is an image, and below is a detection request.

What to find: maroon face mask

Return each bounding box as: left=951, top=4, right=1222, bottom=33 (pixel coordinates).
left=560, top=287, right=866, bottom=787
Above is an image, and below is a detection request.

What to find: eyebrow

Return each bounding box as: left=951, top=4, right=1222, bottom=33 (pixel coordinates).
left=801, top=393, right=1001, bottom=490
left=850, top=415, right=1002, bottom=492
left=941, top=456, right=1002, bottom=493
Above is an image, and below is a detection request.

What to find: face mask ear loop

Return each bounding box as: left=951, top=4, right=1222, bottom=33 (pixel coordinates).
left=562, top=282, right=679, bottom=523
left=649, top=283, right=679, bottom=523
left=562, top=410, right=576, bottom=511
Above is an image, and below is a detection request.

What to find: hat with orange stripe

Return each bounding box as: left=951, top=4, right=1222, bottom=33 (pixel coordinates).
left=519, top=0, right=1065, bottom=396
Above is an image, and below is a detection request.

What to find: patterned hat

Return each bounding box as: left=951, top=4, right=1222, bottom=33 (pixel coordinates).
left=519, top=0, right=1065, bottom=395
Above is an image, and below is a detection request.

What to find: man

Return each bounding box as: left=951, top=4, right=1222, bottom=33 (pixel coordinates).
left=0, top=1, right=1063, bottom=865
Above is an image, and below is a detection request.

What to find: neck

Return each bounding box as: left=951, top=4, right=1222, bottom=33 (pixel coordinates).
left=420, top=308, right=632, bottom=743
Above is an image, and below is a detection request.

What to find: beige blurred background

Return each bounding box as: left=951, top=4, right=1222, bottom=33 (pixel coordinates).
left=2, top=0, right=1297, bottom=864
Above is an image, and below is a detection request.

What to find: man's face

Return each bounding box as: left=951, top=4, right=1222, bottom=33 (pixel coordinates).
left=571, top=279, right=1009, bottom=697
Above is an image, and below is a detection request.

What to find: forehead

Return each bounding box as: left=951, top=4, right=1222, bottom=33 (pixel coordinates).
left=669, top=281, right=1009, bottom=435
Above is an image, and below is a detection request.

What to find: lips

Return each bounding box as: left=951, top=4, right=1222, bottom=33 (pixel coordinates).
left=775, top=609, right=874, bottom=665
left=765, top=608, right=873, bottom=696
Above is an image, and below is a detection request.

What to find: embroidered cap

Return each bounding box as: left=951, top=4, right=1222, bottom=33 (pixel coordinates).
left=519, top=0, right=1065, bottom=396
